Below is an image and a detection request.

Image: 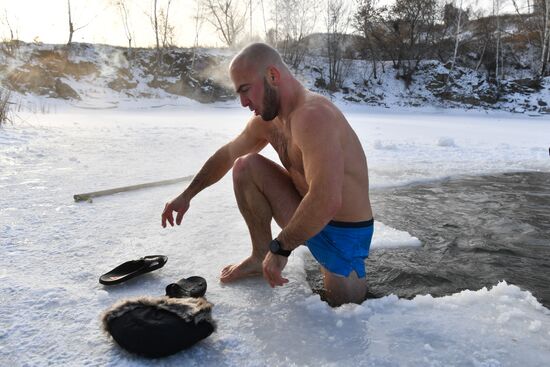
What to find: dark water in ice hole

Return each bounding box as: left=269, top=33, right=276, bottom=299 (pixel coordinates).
left=305, top=171, right=550, bottom=308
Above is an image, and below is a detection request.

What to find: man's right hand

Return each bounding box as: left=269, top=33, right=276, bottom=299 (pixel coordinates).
left=161, top=194, right=190, bottom=228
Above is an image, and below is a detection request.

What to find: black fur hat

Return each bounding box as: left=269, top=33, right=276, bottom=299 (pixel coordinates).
left=101, top=296, right=216, bottom=358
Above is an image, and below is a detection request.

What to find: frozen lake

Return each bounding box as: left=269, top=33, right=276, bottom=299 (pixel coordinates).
left=1, top=103, right=550, bottom=366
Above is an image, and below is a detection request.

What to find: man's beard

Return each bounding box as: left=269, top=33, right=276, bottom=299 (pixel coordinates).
left=261, top=77, right=279, bottom=121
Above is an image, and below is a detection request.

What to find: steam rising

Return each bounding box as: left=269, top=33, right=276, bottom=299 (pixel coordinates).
left=0, top=42, right=240, bottom=104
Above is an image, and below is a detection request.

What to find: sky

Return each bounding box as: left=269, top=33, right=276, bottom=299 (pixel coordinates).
left=0, top=0, right=522, bottom=48
left=2, top=0, right=319, bottom=48
left=1, top=0, right=220, bottom=47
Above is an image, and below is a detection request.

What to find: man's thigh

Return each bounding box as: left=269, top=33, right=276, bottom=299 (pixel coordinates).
left=234, top=153, right=302, bottom=228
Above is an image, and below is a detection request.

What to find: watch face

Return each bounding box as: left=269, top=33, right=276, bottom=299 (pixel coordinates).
left=269, top=239, right=280, bottom=253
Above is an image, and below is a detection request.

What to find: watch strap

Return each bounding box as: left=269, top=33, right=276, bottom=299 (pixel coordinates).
left=270, top=238, right=291, bottom=257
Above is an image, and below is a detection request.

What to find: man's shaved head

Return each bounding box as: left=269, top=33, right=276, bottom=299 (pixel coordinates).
left=230, top=43, right=288, bottom=76
left=230, top=43, right=291, bottom=121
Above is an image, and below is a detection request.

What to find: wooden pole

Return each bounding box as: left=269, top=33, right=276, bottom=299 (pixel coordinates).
left=73, top=175, right=193, bottom=202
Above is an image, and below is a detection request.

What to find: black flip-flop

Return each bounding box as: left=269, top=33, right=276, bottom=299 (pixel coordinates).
left=99, top=255, right=168, bottom=285
left=165, top=276, right=207, bottom=298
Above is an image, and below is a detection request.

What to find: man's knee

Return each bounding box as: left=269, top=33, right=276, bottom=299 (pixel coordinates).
left=323, top=269, right=367, bottom=306
left=233, top=153, right=262, bottom=184
left=233, top=153, right=260, bottom=178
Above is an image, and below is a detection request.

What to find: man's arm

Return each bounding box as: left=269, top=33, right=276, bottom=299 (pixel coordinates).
left=277, top=106, right=344, bottom=249
left=262, top=105, right=344, bottom=287
left=162, top=117, right=268, bottom=227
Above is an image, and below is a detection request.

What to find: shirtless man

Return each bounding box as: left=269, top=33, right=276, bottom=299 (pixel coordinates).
left=161, top=43, right=374, bottom=306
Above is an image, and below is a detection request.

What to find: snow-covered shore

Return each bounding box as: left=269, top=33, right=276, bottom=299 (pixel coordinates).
left=2, top=42, right=550, bottom=115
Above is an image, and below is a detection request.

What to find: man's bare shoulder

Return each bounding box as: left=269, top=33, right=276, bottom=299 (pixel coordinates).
left=291, top=93, right=342, bottom=136
left=227, top=115, right=270, bottom=159
left=300, top=92, right=335, bottom=114
left=245, top=114, right=271, bottom=139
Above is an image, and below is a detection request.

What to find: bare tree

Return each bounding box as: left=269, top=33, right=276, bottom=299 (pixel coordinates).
left=1, top=9, right=20, bottom=56
left=1, top=9, right=16, bottom=41
left=260, top=0, right=269, bottom=40
left=547, top=8, right=550, bottom=73
left=275, top=0, right=319, bottom=69
left=146, top=0, right=175, bottom=72
left=67, top=0, right=91, bottom=45
left=494, top=0, right=502, bottom=87
left=152, top=0, right=160, bottom=55
left=113, top=0, right=133, bottom=50
left=447, top=0, right=466, bottom=85
left=159, top=0, right=175, bottom=48
left=537, top=0, right=550, bottom=76
left=273, top=0, right=280, bottom=45
left=68, top=0, right=76, bottom=45
left=68, top=0, right=75, bottom=45
left=204, top=0, right=247, bottom=47
left=509, top=0, right=550, bottom=77
left=383, top=0, right=439, bottom=84
left=470, top=7, right=494, bottom=72
left=353, top=0, right=386, bottom=79
left=444, top=0, right=469, bottom=88
left=511, top=0, right=534, bottom=48
left=325, top=0, right=351, bottom=91
left=0, top=88, right=13, bottom=126
left=191, top=0, right=206, bottom=71
left=248, top=0, right=253, bottom=40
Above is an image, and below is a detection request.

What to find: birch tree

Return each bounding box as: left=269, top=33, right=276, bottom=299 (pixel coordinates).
left=511, top=0, right=550, bottom=77
left=191, top=0, right=206, bottom=71
left=146, top=0, right=175, bottom=72
left=538, top=0, right=550, bottom=76
left=149, top=0, right=161, bottom=69
left=448, top=0, right=464, bottom=78
left=159, top=0, right=175, bottom=48
left=67, top=0, right=90, bottom=45
left=68, top=0, right=75, bottom=45
left=113, top=0, right=133, bottom=50
left=204, top=0, right=247, bottom=47
left=493, top=0, right=502, bottom=86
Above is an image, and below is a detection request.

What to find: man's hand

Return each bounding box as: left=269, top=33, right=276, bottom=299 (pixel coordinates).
left=161, top=194, right=190, bottom=228
left=262, top=252, right=289, bottom=287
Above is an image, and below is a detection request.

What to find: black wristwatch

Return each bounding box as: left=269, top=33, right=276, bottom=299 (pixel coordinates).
left=269, top=238, right=292, bottom=257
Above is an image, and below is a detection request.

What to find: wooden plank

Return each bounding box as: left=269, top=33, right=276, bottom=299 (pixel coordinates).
left=73, top=175, right=194, bottom=202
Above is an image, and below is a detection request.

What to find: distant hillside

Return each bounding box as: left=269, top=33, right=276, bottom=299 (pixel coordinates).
left=301, top=57, right=550, bottom=114
left=0, top=41, right=549, bottom=114
left=0, top=42, right=235, bottom=104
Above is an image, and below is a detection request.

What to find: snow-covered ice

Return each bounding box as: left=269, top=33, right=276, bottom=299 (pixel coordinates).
left=1, top=102, right=550, bottom=366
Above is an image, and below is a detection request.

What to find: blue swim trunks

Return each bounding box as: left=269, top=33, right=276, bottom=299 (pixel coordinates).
left=306, top=219, right=374, bottom=278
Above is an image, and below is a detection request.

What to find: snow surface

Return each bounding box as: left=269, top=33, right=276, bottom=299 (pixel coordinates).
left=1, top=101, right=550, bottom=366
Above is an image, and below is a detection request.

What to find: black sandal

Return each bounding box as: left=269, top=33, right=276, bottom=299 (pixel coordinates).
left=99, top=255, right=168, bottom=285
left=165, top=276, right=207, bottom=298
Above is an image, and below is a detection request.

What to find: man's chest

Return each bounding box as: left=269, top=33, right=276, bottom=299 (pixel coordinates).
left=268, top=129, right=302, bottom=171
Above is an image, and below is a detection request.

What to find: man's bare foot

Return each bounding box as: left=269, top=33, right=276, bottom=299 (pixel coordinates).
left=220, top=256, right=263, bottom=283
